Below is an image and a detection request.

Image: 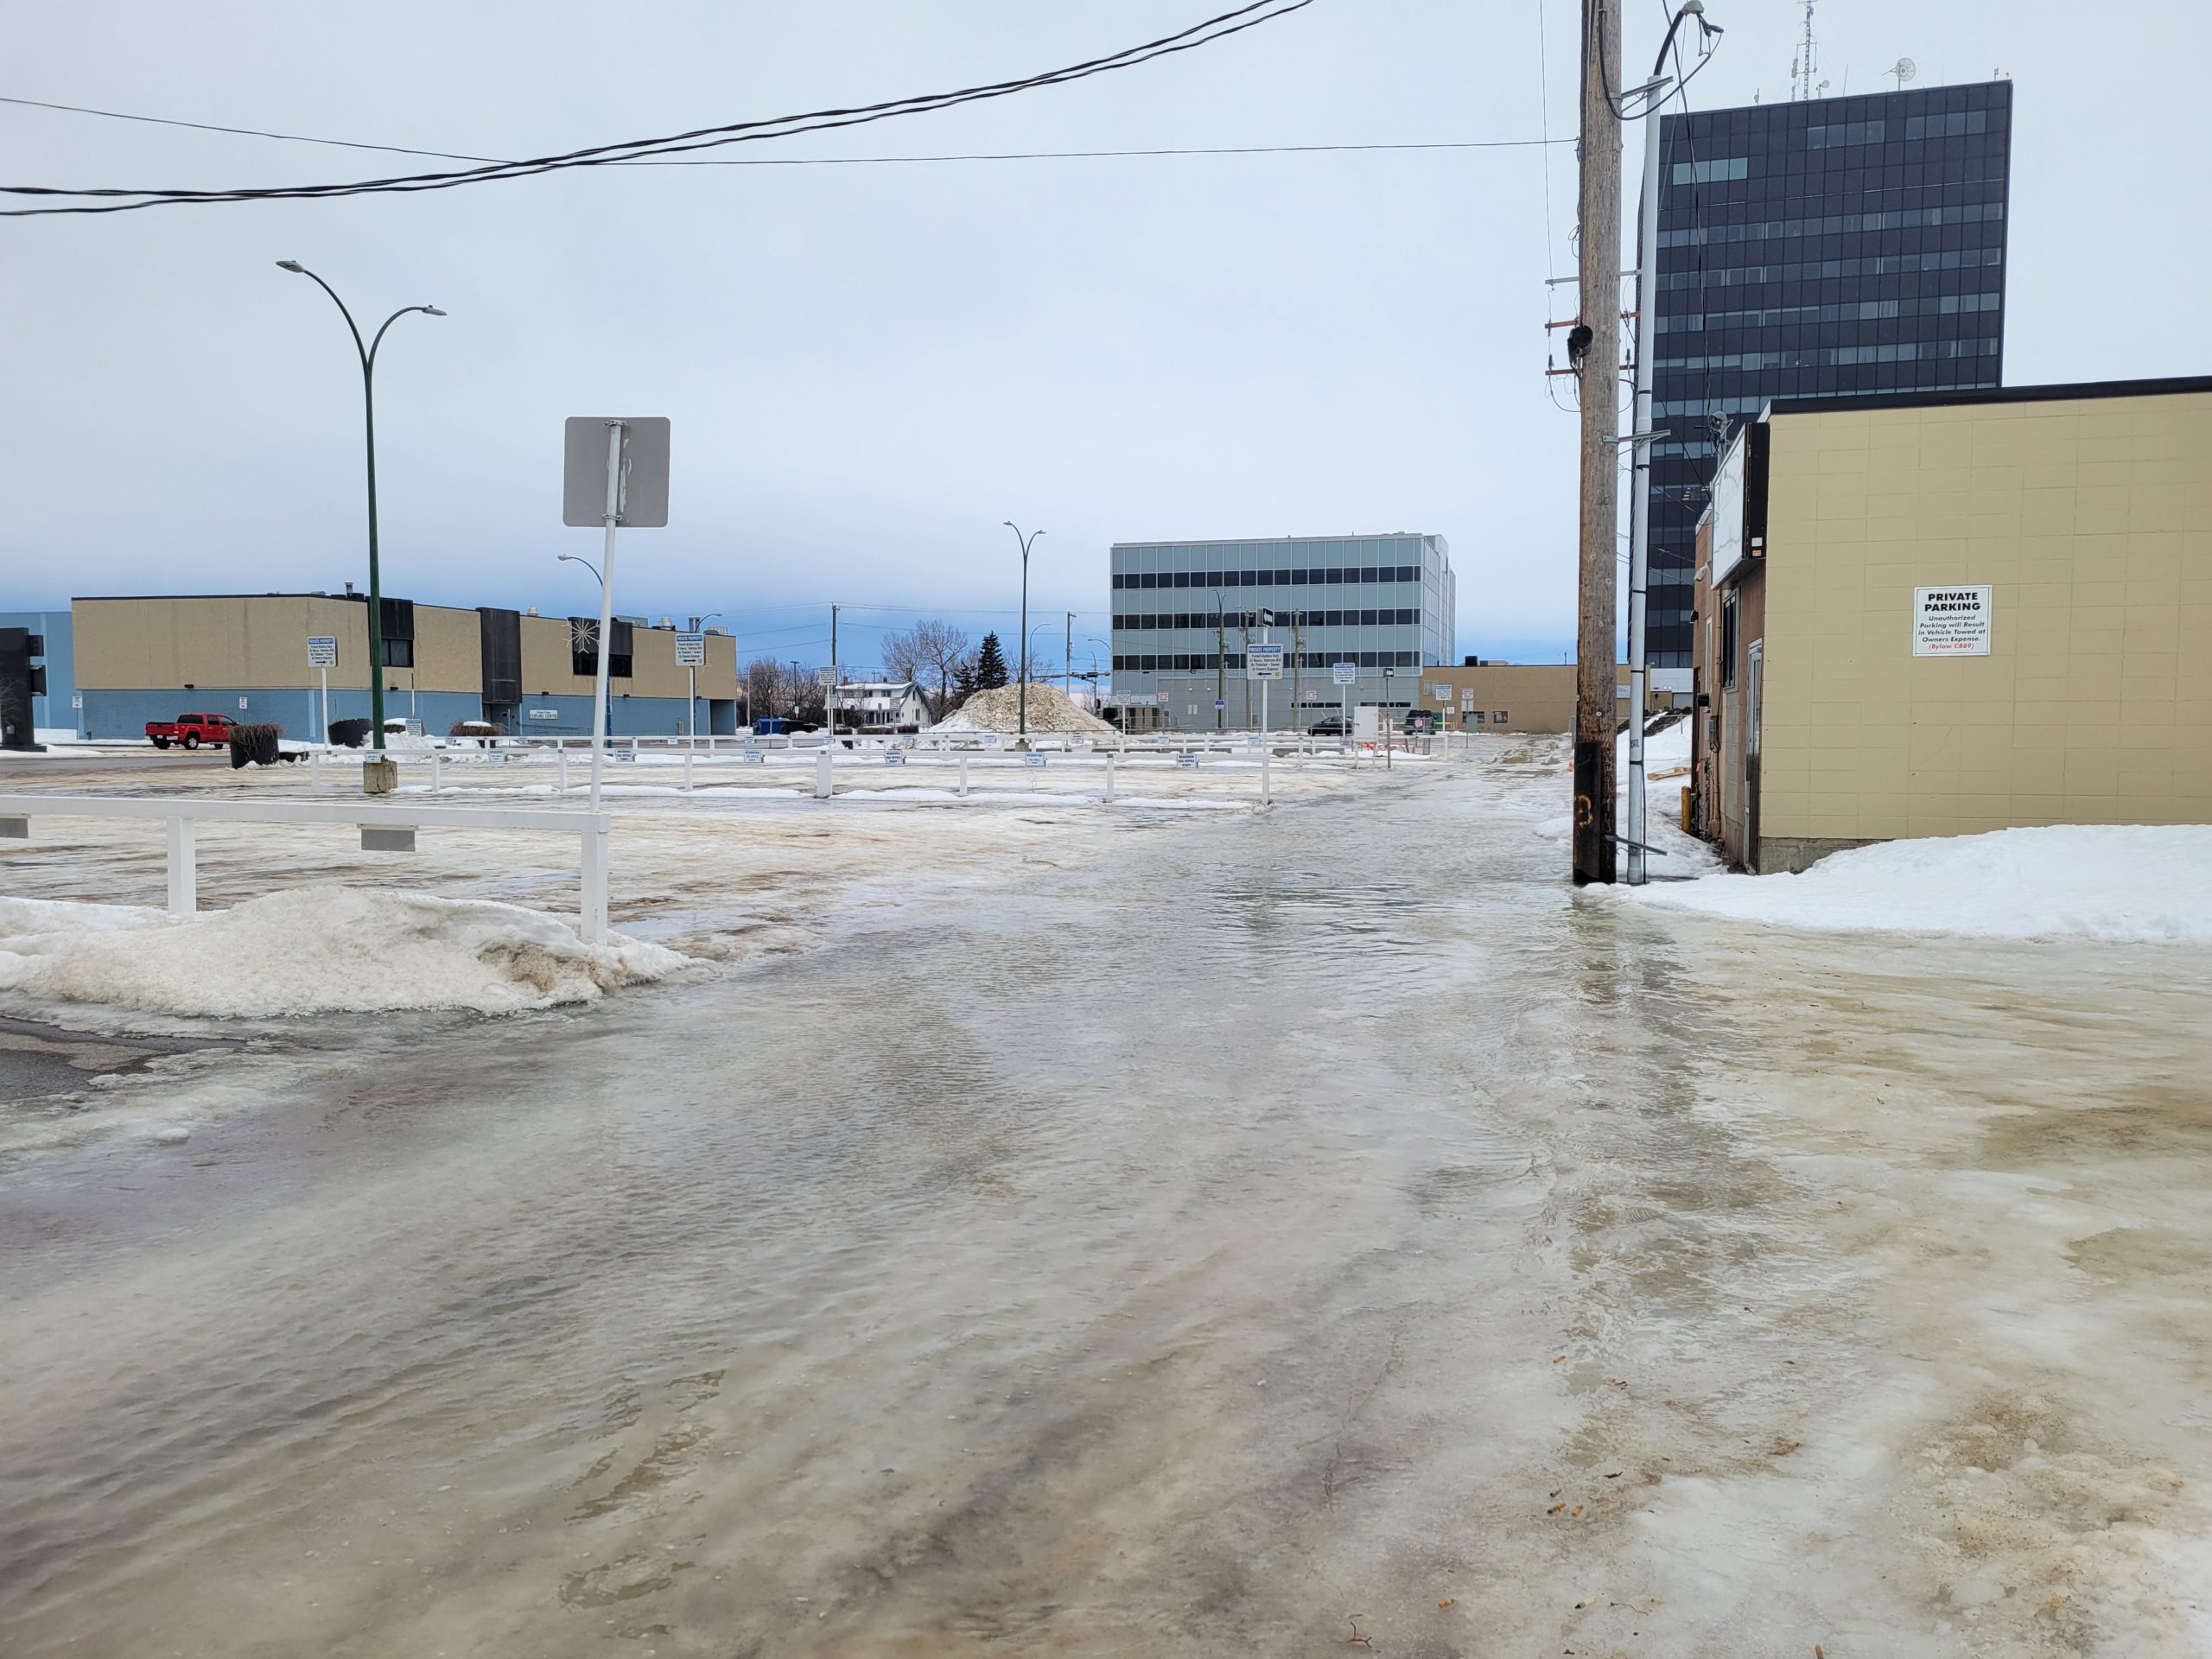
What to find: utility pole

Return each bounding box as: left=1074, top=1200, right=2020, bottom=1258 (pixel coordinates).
left=1064, top=612, right=1074, bottom=706
left=1211, top=590, right=1227, bottom=732
left=829, top=602, right=838, bottom=734
left=789, top=658, right=802, bottom=721
left=1573, top=0, right=1624, bottom=886
left=1291, top=610, right=1304, bottom=731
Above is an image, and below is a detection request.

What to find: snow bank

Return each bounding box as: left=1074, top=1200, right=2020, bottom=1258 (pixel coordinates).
left=1624, top=823, right=2212, bottom=943
left=0, top=887, right=688, bottom=1018
left=934, top=683, right=1115, bottom=734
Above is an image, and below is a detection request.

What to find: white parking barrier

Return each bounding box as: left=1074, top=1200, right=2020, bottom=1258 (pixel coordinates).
left=814, top=750, right=833, bottom=799
left=1, top=794, right=617, bottom=940
left=958, top=757, right=969, bottom=797
left=1104, top=753, right=1116, bottom=803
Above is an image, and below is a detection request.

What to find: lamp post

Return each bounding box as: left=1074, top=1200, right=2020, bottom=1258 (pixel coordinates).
left=1003, top=522, right=1044, bottom=736
left=556, top=552, right=613, bottom=810
left=276, top=261, right=443, bottom=758
left=688, top=611, right=723, bottom=738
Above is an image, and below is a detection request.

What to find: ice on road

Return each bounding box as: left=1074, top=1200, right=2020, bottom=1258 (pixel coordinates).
left=3, top=739, right=2209, bottom=1657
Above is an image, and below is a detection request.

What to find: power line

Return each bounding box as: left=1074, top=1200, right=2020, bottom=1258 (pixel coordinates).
left=0, top=94, right=504, bottom=164
left=644, top=137, right=1567, bottom=166
left=0, top=93, right=1573, bottom=168
left=1, top=0, right=1319, bottom=217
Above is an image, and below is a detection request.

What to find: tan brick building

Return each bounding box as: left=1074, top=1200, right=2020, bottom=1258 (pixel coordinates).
left=1692, top=376, right=2212, bottom=871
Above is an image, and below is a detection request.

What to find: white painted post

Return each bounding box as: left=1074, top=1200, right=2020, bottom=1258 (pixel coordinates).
left=430, top=751, right=442, bottom=792
left=683, top=751, right=694, bottom=792
left=1104, top=752, right=1116, bottom=803
left=580, top=814, right=610, bottom=943
left=1261, top=743, right=1272, bottom=807
left=814, top=748, right=833, bottom=799
left=958, top=756, right=969, bottom=797
left=165, top=816, right=196, bottom=915
left=559, top=747, right=569, bottom=794
left=309, top=747, right=321, bottom=789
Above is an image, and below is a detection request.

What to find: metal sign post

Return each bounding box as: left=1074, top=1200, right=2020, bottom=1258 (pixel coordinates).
left=676, top=630, right=706, bottom=738
left=563, top=416, right=671, bottom=825
left=1382, top=666, right=1395, bottom=770
left=1248, top=640, right=1283, bottom=741
left=1332, top=660, right=1356, bottom=740
left=307, top=635, right=338, bottom=742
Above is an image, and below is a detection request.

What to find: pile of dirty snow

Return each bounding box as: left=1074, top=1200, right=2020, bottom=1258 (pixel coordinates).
left=934, top=683, right=1115, bottom=734
left=0, top=887, right=688, bottom=1017
left=1623, top=823, right=2212, bottom=943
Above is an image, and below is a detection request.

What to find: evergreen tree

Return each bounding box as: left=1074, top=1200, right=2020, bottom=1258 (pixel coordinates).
left=974, top=631, right=1010, bottom=690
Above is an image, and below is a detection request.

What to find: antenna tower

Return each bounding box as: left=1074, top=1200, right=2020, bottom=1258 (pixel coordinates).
left=1792, top=0, right=1819, bottom=100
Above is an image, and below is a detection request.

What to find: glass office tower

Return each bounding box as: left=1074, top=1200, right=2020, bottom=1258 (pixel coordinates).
left=1109, top=533, right=1453, bottom=733
left=1648, top=80, right=2013, bottom=677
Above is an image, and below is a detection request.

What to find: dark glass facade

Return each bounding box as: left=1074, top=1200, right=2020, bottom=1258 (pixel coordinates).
left=1648, top=80, right=2013, bottom=666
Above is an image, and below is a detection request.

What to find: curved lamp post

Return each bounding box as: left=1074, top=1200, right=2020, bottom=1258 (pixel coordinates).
left=1003, top=522, right=1045, bottom=736
left=556, top=553, right=610, bottom=775
left=277, top=261, right=443, bottom=753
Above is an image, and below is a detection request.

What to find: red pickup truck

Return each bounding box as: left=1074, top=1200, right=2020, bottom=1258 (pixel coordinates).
left=147, top=712, right=238, bottom=750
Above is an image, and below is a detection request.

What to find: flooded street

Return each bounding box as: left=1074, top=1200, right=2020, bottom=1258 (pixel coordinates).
left=4, top=752, right=2209, bottom=1656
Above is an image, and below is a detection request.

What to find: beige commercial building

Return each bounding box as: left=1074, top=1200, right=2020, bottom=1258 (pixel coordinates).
left=1409, top=664, right=1657, bottom=733
left=1692, top=375, right=2212, bottom=871
left=69, top=593, right=741, bottom=741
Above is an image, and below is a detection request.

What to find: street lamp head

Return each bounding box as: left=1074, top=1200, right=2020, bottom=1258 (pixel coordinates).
left=423, top=305, right=448, bottom=317
left=276, top=260, right=306, bottom=273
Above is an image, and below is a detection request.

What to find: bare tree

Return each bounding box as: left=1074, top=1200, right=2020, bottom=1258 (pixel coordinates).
left=880, top=626, right=927, bottom=686
left=908, top=619, right=972, bottom=715
left=744, top=656, right=784, bottom=723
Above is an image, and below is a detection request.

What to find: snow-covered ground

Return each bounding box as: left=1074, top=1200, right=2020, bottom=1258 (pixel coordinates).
left=0, top=888, right=684, bottom=1017
left=1624, top=823, right=2212, bottom=943
left=0, top=741, right=1415, bottom=1024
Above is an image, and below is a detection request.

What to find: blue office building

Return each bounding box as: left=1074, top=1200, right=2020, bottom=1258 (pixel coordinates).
left=1110, top=533, right=1453, bottom=732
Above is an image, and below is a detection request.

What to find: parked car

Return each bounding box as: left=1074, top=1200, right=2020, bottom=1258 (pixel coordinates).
left=146, top=712, right=238, bottom=750
left=1307, top=716, right=1349, bottom=736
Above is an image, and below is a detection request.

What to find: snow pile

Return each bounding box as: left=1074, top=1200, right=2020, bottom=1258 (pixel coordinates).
left=1625, top=823, right=2212, bottom=943
left=933, top=683, right=1115, bottom=734
left=0, top=887, right=688, bottom=1017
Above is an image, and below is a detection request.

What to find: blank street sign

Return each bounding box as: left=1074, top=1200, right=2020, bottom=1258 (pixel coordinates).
left=563, top=417, right=671, bottom=527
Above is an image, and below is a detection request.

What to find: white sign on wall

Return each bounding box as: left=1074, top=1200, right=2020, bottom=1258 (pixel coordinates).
left=1432, top=682, right=1453, bottom=702
left=528, top=708, right=560, bottom=721
left=1913, top=585, right=1993, bottom=657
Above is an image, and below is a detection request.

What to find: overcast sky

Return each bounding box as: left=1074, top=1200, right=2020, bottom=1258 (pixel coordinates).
left=4, top=0, right=2203, bottom=672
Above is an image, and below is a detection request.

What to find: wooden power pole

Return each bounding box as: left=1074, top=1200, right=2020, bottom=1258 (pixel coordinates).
left=1573, top=0, right=1624, bottom=885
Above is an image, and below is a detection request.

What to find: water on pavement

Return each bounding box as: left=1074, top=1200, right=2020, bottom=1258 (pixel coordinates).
left=4, top=751, right=2209, bottom=1657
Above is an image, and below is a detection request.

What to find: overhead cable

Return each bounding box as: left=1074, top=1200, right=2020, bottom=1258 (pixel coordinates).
left=1, top=0, right=1317, bottom=217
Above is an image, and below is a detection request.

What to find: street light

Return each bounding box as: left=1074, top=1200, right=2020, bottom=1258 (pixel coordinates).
left=1004, top=522, right=1044, bottom=736
left=556, top=553, right=614, bottom=804
left=276, top=261, right=444, bottom=759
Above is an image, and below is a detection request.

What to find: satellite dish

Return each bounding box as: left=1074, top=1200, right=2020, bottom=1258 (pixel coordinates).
left=1891, top=56, right=1917, bottom=88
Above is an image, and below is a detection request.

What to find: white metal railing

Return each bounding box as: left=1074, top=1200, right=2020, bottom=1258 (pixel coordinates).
left=0, top=794, right=615, bottom=941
